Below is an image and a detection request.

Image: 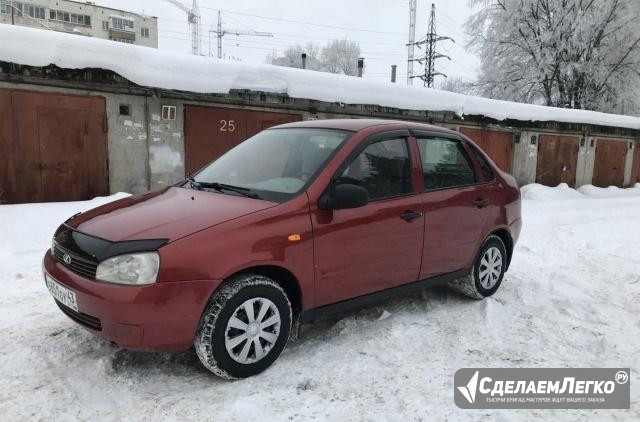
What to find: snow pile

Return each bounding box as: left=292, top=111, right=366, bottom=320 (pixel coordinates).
left=1, top=191, right=639, bottom=420
left=520, top=183, right=584, bottom=201
left=522, top=182, right=640, bottom=201
left=0, top=193, right=129, bottom=271
left=2, top=25, right=640, bottom=130
left=578, top=183, right=640, bottom=198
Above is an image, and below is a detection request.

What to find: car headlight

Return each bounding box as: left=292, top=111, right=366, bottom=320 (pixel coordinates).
left=95, top=252, right=159, bottom=285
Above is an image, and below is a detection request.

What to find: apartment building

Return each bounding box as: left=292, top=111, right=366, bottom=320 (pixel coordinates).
left=0, top=0, right=158, bottom=47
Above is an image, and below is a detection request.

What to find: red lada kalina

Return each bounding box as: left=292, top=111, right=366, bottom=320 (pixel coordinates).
left=43, top=119, right=521, bottom=379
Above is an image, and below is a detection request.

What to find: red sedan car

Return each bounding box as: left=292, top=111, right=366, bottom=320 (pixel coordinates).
left=43, top=119, right=521, bottom=379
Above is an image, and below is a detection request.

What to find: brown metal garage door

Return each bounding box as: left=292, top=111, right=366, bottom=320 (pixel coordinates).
left=184, top=105, right=302, bottom=175
left=536, top=135, right=580, bottom=187
left=459, top=127, right=513, bottom=172
left=592, top=138, right=629, bottom=188
left=630, top=140, right=640, bottom=186
left=0, top=89, right=109, bottom=204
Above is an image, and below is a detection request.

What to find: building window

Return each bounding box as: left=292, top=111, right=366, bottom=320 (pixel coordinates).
left=110, top=16, right=134, bottom=32
left=141, top=27, right=149, bottom=38
left=162, top=105, right=176, bottom=121
left=1, top=2, right=45, bottom=19
left=102, top=20, right=108, bottom=30
left=49, top=9, right=91, bottom=26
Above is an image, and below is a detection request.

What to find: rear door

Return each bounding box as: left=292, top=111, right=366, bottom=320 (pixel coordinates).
left=312, top=133, right=424, bottom=307
left=414, top=134, right=492, bottom=279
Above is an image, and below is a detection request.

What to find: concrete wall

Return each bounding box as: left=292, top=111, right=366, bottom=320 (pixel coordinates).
left=511, top=131, right=539, bottom=186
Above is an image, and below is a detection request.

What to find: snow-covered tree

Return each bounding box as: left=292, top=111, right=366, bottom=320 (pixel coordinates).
left=321, top=39, right=362, bottom=76
left=466, top=0, right=640, bottom=114
left=437, top=77, right=475, bottom=95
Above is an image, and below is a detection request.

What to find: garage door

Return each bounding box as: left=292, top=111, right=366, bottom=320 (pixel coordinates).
left=592, top=138, right=629, bottom=188
left=459, top=127, right=513, bottom=172
left=0, top=89, right=109, bottom=204
left=630, top=140, right=640, bottom=186
left=184, top=105, right=302, bottom=175
left=536, top=135, right=580, bottom=187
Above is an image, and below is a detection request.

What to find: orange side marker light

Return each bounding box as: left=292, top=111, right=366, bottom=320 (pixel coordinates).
left=288, top=234, right=301, bottom=242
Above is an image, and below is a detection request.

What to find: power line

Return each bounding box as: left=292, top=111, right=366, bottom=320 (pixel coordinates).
left=199, top=6, right=408, bottom=36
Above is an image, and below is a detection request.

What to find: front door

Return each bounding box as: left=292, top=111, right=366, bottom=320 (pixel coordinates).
left=415, top=135, right=490, bottom=278
left=312, top=136, right=424, bottom=307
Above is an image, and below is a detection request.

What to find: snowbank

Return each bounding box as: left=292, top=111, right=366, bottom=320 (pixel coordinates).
left=522, top=182, right=640, bottom=201
left=578, top=183, right=640, bottom=198
left=2, top=25, right=640, bottom=130
left=0, top=193, right=129, bottom=271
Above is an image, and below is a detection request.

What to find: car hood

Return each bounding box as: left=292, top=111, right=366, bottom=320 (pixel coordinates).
left=67, top=187, right=277, bottom=242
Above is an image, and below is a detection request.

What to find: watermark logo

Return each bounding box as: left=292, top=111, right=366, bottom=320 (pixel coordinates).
left=457, top=371, right=479, bottom=404
left=454, top=368, right=630, bottom=409
left=615, top=371, right=628, bottom=385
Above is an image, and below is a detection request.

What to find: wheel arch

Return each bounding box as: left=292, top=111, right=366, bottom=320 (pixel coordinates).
left=489, top=228, right=514, bottom=270
left=225, top=265, right=303, bottom=314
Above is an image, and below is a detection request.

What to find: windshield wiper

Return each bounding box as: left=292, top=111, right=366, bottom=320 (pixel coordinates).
left=184, top=176, right=259, bottom=199
left=184, top=175, right=204, bottom=190
left=200, top=181, right=260, bottom=199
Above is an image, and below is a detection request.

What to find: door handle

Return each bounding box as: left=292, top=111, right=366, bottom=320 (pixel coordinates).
left=400, top=211, right=423, bottom=222
left=473, top=198, right=491, bottom=208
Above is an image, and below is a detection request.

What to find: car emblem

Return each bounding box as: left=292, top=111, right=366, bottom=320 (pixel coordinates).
left=63, top=254, right=72, bottom=265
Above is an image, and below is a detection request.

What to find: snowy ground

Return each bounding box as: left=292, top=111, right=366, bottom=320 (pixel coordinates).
left=1, top=184, right=639, bottom=421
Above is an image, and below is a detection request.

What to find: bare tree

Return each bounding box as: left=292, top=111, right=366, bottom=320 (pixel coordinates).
left=321, top=39, right=362, bottom=76
left=466, top=0, right=640, bottom=113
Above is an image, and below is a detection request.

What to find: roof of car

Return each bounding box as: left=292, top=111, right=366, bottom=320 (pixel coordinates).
left=274, top=119, right=459, bottom=134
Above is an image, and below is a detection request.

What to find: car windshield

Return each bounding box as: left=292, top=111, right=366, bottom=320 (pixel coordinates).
left=193, top=128, right=352, bottom=202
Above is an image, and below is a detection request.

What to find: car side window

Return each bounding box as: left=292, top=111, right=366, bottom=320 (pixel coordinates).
left=468, top=144, right=494, bottom=181
left=337, top=138, right=412, bottom=201
left=416, top=137, right=476, bottom=190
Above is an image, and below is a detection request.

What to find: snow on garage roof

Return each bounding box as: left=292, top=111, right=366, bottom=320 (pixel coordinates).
left=1, top=25, right=640, bottom=131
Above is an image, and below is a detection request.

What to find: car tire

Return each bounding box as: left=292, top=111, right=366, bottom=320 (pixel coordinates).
left=194, top=274, right=292, bottom=379
left=448, top=234, right=507, bottom=300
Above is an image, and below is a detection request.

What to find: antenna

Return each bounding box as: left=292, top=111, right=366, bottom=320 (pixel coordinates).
left=408, top=3, right=454, bottom=87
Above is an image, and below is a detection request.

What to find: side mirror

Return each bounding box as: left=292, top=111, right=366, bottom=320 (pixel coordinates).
left=319, top=183, right=369, bottom=210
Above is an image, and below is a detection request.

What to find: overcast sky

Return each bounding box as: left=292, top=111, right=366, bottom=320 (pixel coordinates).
left=97, top=0, right=480, bottom=85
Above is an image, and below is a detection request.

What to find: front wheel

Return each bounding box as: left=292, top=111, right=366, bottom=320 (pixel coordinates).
left=194, top=274, right=292, bottom=379
left=448, top=234, right=507, bottom=299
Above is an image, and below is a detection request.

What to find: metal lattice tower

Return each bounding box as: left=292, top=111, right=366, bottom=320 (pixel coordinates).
left=408, top=3, right=454, bottom=88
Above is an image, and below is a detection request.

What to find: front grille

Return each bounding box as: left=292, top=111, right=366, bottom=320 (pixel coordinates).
left=55, top=300, right=102, bottom=331
left=53, top=242, right=98, bottom=279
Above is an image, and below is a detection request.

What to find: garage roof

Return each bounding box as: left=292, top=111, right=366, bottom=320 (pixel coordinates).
left=1, top=25, right=639, bottom=130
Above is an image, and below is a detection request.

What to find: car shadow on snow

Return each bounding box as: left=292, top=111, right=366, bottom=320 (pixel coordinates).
left=106, top=285, right=477, bottom=377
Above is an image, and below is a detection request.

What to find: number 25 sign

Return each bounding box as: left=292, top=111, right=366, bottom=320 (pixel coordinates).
left=219, top=120, right=236, bottom=132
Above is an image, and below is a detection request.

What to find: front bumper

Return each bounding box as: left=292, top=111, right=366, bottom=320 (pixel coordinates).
left=43, top=250, right=220, bottom=351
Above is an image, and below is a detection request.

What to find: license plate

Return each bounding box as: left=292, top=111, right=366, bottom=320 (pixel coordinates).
left=45, top=274, right=78, bottom=312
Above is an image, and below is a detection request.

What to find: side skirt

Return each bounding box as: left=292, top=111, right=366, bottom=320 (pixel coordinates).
left=300, top=268, right=470, bottom=322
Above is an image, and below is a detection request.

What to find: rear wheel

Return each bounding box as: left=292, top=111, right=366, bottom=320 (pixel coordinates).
left=448, top=235, right=507, bottom=299
left=194, top=274, right=292, bottom=379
